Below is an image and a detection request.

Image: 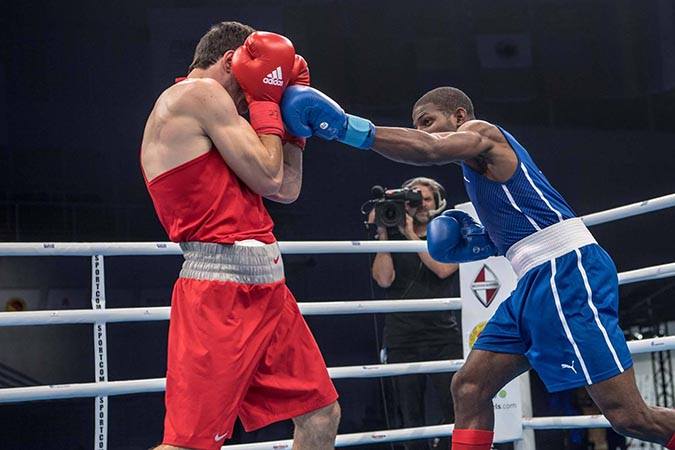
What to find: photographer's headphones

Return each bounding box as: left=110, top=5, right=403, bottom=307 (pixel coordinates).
left=401, top=177, right=447, bottom=218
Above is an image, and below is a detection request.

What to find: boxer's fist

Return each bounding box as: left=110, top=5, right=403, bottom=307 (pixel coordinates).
left=290, top=54, right=310, bottom=86
left=232, top=31, right=295, bottom=103
left=281, top=85, right=376, bottom=149
left=427, top=210, right=497, bottom=263
left=232, top=32, right=295, bottom=136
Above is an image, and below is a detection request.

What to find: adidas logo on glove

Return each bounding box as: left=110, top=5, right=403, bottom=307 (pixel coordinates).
left=262, top=67, right=284, bottom=86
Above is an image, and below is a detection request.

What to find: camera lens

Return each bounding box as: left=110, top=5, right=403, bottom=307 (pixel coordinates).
left=384, top=206, right=397, bottom=220
left=374, top=200, right=405, bottom=229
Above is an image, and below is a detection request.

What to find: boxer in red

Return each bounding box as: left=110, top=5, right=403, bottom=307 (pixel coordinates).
left=140, top=21, right=340, bottom=450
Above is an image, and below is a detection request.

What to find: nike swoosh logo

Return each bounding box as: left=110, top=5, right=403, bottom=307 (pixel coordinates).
left=214, top=433, right=227, bottom=442
left=273, top=256, right=280, bottom=264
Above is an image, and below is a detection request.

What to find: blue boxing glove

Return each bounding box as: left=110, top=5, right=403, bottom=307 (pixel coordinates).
left=281, top=85, right=376, bottom=149
left=427, top=210, right=498, bottom=263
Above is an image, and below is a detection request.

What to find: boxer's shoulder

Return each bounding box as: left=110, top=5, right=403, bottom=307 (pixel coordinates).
left=159, top=78, right=235, bottom=119
left=458, top=120, right=509, bottom=156
left=457, top=120, right=500, bottom=138
left=169, top=78, right=226, bottom=104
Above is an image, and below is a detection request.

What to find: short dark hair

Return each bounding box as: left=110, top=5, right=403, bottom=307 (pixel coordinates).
left=189, top=21, right=255, bottom=71
left=414, top=87, right=475, bottom=119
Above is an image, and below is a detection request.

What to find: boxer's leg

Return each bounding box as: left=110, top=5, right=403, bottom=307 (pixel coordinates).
left=587, top=368, right=675, bottom=447
left=292, top=401, right=341, bottom=450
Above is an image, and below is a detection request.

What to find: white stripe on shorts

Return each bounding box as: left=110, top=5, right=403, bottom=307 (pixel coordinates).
left=574, top=248, right=625, bottom=373
left=550, top=258, right=592, bottom=385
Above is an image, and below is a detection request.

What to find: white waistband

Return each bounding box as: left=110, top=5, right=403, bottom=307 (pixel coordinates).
left=505, top=218, right=596, bottom=278
left=179, top=241, right=284, bottom=284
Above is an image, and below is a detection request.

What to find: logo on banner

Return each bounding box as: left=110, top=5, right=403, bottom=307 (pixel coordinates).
left=471, top=265, right=500, bottom=307
left=469, top=321, right=487, bottom=348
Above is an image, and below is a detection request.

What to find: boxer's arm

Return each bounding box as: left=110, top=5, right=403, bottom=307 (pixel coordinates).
left=264, top=142, right=303, bottom=204
left=371, top=127, right=492, bottom=165
left=190, top=79, right=283, bottom=196
left=281, top=86, right=493, bottom=164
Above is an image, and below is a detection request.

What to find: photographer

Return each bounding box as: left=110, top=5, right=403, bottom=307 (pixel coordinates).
left=368, top=177, right=462, bottom=450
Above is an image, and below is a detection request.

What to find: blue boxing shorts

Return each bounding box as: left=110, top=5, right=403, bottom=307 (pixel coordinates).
left=474, top=241, right=633, bottom=392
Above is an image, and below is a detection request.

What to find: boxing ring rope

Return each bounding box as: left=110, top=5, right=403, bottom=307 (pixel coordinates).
left=580, top=192, right=675, bottom=226
left=0, top=260, right=672, bottom=327
left=0, top=259, right=672, bottom=326
left=224, top=416, right=616, bottom=450
left=0, top=298, right=462, bottom=326
left=0, top=336, right=671, bottom=404
left=0, top=193, right=673, bottom=257
left=0, top=191, right=673, bottom=449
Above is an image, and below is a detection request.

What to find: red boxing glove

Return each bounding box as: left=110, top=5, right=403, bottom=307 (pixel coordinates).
left=283, top=54, right=310, bottom=149
left=232, top=32, right=295, bottom=137
left=290, top=54, right=310, bottom=87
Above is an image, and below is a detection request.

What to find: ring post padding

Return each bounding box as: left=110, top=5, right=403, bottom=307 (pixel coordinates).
left=91, top=255, right=108, bottom=450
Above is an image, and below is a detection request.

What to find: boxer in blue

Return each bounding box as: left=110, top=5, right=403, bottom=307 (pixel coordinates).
left=281, top=85, right=675, bottom=449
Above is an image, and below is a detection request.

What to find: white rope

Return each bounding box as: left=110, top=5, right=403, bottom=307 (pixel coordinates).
left=0, top=299, right=461, bottom=327
left=0, top=360, right=464, bottom=404
left=299, top=298, right=462, bottom=315
left=0, top=378, right=166, bottom=403
left=280, top=240, right=425, bottom=254
left=581, top=193, right=675, bottom=226
left=0, top=242, right=183, bottom=256
left=223, top=424, right=454, bottom=449
left=0, top=260, right=670, bottom=328
left=221, top=414, right=615, bottom=449
left=618, top=262, right=675, bottom=284
left=0, top=253, right=671, bottom=327
left=0, top=307, right=171, bottom=326
left=0, top=192, right=671, bottom=257
left=0, top=337, right=671, bottom=404
left=0, top=250, right=671, bottom=328
left=328, top=360, right=464, bottom=379
left=627, top=335, right=675, bottom=354
left=0, top=240, right=427, bottom=256
left=522, top=415, right=610, bottom=429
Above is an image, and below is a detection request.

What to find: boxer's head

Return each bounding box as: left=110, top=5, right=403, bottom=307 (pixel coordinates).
left=412, top=87, right=475, bottom=133
left=188, top=21, right=255, bottom=113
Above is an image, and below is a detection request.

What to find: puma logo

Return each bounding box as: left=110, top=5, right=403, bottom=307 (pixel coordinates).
left=561, top=360, right=577, bottom=374
left=273, top=256, right=280, bottom=264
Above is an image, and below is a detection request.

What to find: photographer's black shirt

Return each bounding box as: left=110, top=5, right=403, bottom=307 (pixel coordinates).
left=378, top=230, right=461, bottom=350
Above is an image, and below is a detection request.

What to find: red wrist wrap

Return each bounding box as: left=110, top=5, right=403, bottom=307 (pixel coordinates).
left=451, top=429, right=494, bottom=450
left=248, top=101, right=284, bottom=137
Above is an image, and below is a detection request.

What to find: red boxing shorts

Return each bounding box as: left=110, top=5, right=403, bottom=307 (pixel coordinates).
left=162, top=242, right=338, bottom=450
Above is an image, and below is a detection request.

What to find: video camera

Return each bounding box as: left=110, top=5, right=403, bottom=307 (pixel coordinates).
left=364, top=185, right=423, bottom=229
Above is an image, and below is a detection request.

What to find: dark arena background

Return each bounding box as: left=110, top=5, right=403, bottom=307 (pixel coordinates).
left=1, top=1, right=675, bottom=449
